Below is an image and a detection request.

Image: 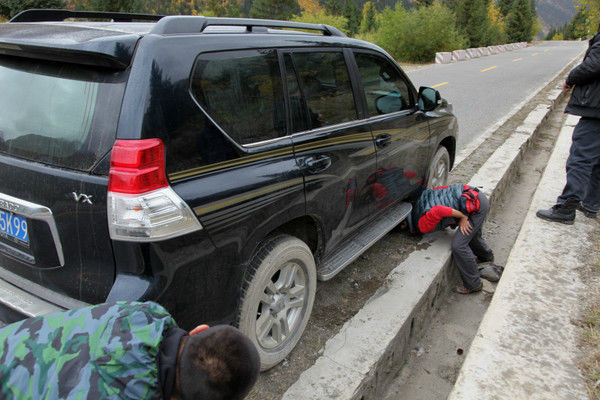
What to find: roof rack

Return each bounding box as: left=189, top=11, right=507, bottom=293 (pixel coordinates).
left=150, top=16, right=346, bottom=37
left=10, top=9, right=164, bottom=23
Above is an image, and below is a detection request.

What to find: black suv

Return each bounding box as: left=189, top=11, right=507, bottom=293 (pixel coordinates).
left=0, top=10, right=457, bottom=369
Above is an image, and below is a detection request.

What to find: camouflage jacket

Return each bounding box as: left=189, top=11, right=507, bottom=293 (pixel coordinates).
left=0, top=301, right=178, bottom=400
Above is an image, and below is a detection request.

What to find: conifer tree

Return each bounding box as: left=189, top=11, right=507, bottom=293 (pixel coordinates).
left=455, top=0, right=490, bottom=47
left=250, top=0, right=300, bottom=20
left=1, top=0, right=64, bottom=19
left=506, top=0, right=533, bottom=41
left=342, top=0, right=361, bottom=36
left=324, top=0, right=342, bottom=16
left=497, top=0, right=513, bottom=17
left=361, top=1, right=377, bottom=33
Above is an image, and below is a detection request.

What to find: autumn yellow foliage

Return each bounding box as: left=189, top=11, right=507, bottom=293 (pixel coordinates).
left=575, top=0, right=600, bottom=35
left=298, top=0, right=322, bottom=15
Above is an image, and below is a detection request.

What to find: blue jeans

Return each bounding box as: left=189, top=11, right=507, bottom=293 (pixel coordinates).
left=557, top=117, right=600, bottom=212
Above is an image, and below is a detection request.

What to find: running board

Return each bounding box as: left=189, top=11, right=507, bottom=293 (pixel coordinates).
left=317, top=202, right=412, bottom=281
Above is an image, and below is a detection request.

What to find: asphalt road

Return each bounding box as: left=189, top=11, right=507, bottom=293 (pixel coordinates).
left=405, top=40, right=587, bottom=152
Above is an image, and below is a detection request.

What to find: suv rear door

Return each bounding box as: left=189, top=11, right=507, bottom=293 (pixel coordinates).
left=284, top=49, right=377, bottom=252
left=0, top=55, right=126, bottom=306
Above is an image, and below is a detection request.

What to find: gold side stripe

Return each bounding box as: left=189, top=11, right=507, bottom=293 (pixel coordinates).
left=170, top=147, right=294, bottom=181
left=194, top=178, right=304, bottom=216
left=172, top=123, right=428, bottom=182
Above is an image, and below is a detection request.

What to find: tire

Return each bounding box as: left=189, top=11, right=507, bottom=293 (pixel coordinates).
left=426, top=147, right=450, bottom=189
left=236, top=235, right=317, bottom=371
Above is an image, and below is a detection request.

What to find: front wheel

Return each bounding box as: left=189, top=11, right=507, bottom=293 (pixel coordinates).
left=426, top=147, right=450, bottom=188
left=236, top=235, right=317, bottom=371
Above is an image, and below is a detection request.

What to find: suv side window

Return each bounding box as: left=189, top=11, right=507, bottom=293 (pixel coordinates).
left=354, top=52, right=413, bottom=117
left=191, top=49, right=286, bottom=146
left=290, top=51, right=357, bottom=128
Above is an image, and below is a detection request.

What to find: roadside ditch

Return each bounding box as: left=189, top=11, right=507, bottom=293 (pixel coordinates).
left=247, top=63, right=577, bottom=400
left=382, top=91, right=570, bottom=400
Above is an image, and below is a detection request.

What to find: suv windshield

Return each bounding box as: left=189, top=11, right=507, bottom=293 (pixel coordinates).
left=0, top=57, right=127, bottom=171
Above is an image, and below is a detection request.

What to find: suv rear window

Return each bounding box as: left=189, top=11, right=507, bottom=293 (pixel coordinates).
left=191, top=49, right=286, bottom=146
left=0, top=57, right=126, bottom=171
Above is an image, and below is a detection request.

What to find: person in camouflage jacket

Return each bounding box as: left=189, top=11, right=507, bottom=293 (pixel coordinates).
left=0, top=301, right=260, bottom=400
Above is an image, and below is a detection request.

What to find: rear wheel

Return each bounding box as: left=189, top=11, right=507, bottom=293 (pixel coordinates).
left=427, top=147, right=450, bottom=188
left=237, top=235, right=316, bottom=371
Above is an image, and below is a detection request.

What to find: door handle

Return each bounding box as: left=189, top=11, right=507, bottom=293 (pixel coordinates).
left=304, top=155, right=331, bottom=172
left=375, top=134, right=392, bottom=148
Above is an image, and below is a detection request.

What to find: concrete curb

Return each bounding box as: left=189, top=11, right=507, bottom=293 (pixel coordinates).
left=437, top=42, right=526, bottom=64
left=281, top=71, right=570, bottom=400
left=448, top=115, right=595, bottom=400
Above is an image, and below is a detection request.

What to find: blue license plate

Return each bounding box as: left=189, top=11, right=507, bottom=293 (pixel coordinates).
left=0, top=209, right=29, bottom=244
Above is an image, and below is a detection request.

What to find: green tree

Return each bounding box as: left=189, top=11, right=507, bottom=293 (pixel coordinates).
left=573, top=0, right=598, bottom=36
left=324, top=0, right=342, bottom=16
left=250, top=0, right=300, bottom=20
left=374, top=3, right=467, bottom=62
left=455, top=0, right=490, bottom=47
left=497, top=0, right=513, bottom=16
left=360, top=1, right=377, bottom=33
left=292, top=10, right=348, bottom=34
left=506, top=0, right=534, bottom=41
left=485, top=0, right=507, bottom=45
left=71, top=0, right=144, bottom=12
left=1, top=0, right=65, bottom=19
left=564, top=8, right=588, bottom=39
left=342, top=0, right=361, bottom=36
left=201, top=0, right=241, bottom=16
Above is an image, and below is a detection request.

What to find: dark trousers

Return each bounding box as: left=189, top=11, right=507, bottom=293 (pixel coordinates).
left=451, top=192, right=492, bottom=290
left=557, top=117, right=600, bottom=212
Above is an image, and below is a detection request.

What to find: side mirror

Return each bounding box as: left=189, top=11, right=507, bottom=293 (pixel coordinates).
left=375, top=92, right=404, bottom=114
left=418, top=87, right=441, bottom=112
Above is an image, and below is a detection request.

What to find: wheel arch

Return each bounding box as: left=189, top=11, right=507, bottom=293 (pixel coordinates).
left=438, top=136, right=456, bottom=171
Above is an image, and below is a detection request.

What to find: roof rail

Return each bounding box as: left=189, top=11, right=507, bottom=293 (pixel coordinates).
left=150, top=16, right=346, bottom=37
left=10, top=9, right=164, bottom=23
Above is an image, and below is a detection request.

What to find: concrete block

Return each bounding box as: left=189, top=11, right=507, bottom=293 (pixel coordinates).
left=452, top=49, right=470, bottom=62
left=487, top=46, right=499, bottom=55
left=466, top=48, right=481, bottom=58
left=435, top=52, right=452, bottom=64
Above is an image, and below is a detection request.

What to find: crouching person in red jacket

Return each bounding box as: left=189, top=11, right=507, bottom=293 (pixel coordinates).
left=407, top=184, right=497, bottom=294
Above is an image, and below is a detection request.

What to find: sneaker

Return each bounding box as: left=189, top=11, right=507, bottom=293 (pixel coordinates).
left=577, top=203, right=598, bottom=219
left=455, top=282, right=483, bottom=294
left=536, top=199, right=578, bottom=224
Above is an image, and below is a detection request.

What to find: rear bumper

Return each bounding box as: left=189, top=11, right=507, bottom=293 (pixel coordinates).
left=0, top=266, right=88, bottom=324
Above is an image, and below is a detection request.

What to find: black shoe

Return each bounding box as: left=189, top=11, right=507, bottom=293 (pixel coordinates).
left=476, top=254, right=494, bottom=264
left=536, top=199, right=578, bottom=224
left=577, top=203, right=598, bottom=219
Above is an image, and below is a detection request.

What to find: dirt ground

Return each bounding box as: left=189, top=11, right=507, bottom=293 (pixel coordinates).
left=382, top=93, right=569, bottom=399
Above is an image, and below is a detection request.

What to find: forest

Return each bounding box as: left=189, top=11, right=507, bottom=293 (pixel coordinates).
left=0, top=0, right=596, bottom=63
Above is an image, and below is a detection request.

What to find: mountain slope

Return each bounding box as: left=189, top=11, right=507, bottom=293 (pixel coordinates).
left=535, top=0, right=577, bottom=29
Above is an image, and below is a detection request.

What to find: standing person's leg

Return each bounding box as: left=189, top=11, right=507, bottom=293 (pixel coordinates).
left=557, top=117, right=600, bottom=203
left=538, top=118, right=600, bottom=223
left=581, top=158, right=600, bottom=217
left=452, top=193, right=490, bottom=292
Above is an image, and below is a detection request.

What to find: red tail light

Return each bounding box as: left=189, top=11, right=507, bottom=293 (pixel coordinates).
left=108, top=139, right=168, bottom=194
